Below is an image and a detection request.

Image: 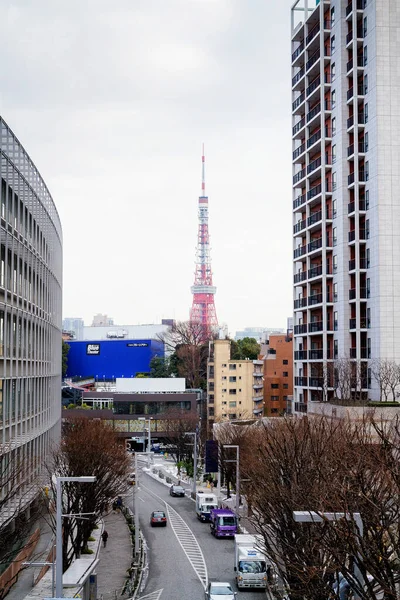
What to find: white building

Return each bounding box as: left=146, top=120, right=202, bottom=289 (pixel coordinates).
left=291, top=0, right=400, bottom=409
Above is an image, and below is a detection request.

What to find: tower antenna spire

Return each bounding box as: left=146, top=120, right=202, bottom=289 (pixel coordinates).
left=202, top=143, right=205, bottom=197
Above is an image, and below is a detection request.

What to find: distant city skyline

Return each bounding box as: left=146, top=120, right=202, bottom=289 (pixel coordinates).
left=0, top=1, right=293, bottom=334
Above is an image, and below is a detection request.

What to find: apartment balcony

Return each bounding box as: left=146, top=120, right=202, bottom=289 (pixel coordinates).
left=309, top=377, right=323, bottom=388
left=348, top=170, right=366, bottom=187
left=293, top=142, right=306, bottom=162
left=292, top=92, right=305, bottom=114
left=294, top=297, right=308, bottom=309
left=348, top=228, right=367, bottom=242
left=292, top=42, right=305, bottom=64
left=308, top=237, right=323, bottom=253
left=307, top=209, right=322, bottom=228
left=307, top=157, right=322, bottom=177
left=347, top=141, right=367, bottom=159
left=308, top=264, right=322, bottom=279
left=349, top=257, right=368, bottom=271
left=294, top=271, right=307, bottom=284
left=295, top=350, right=307, bottom=360
left=308, top=293, right=322, bottom=306
left=292, top=68, right=305, bottom=90
left=349, top=287, right=368, bottom=300
left=350, top=347, right=369, bottom=359
left=253, top=407, right=264, bottom=416
left=294, top=324, right=308, bottom=335
left=306, top=103, right=321, bottom=125
left=306, top=23, right=320, bottom=46
left=348, top=199, right=367, bottom=214
left=306, top=75, right=321, bottom=100
left=307, top=130, right=322, bottom=150
left=293, top=192, right=306, bottom=210
left=306, top=51, right=320, bottom=73
left=309, top=349, right=323, bottom=360
left=293, top=167, right=306, bottom=185
left=293, top=117, right=306, bottom=138
left=253, top=383, right=264, bottom=390
left=347, top=83, right=366, bottom=103
left=347, top=112, right=365, bottom=131
left=346, top=0, right=367, bottom=19
left=294, top=245, right=307, bottom=259
left=307, top=183, right=322, bottom=200
left=349, top=317, right=370, bottom=330
left=308, top=321, right=323, bottom=333
left=295, top=376, right=308, bottom=386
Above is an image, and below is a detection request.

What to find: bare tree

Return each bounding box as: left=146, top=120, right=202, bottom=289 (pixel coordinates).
left=161, top=408, right=199, bottom=475
left=371, top=359, right=400, bottom=402
left=47, top=418, right=130, bottom=570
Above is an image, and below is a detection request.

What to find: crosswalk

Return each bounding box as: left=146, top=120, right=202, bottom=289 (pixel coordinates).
left=137, top=589, right=163, bottom=600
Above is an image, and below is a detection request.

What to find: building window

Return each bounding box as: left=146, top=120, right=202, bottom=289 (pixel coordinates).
left=367, top=278, right=370, bottom=298
left=334, top=340, right=338, bottom=359
left=334, top=311, right=338, bottom=331
left=222, top=401, right=227, bottom=405
left=332, top=144, right=336, bottom=163
left=366, top=189, right=369, bottom=209
left=229, top=364, right=236, bottom=370
left=222, top=376, right=227, bottom=380
left=271, top=408, right=279, bottom=414
left=209, top=407, right=214, bottom=417
left=332, top=172, right=337, bottom=191
left=229, top=401, right=237, bottom=408
left=363, top=16, right=368, bottom=36
left=331, top=116, right=336, bottom=136
left=333, top=226, right=337, bottom=246
left=366, top=219, right=370, bottom=239
left=283, top=384, right=289, bottom=389
left=333, top=254, right=337, bottom=273
left=222, top=389, right=227, bottom=393
left=229, top=376, right=236, bottom=382
left=271, top=383, right=279, bottom=389
left=331, top=6, right=335, bottom=24
left=365, top=103, right=368, bottom=124
left=229, top=414, right=237, bottom=420
left=229, top=389, right=237, bottom=395
left=283, top=395, right=288, bottom=401
left=331, top=35, right=335, bottom=53
left=209, top=394, right=214, bottom=403
left=365, top=132, right=369, bottom=152
left=364, top=45, right=368, bottom=66
left=365, top=161, right=369, bottom=181
left=333, top=283, right=338, bottom=302
left=283, top=359, right=288, bottom=365
left=222, top=364, right=227, bottom=367
left=366, top=248, right=370, bottom=268
left=364, top=74, right=368, bottom=95
left=331, top=63, right=336, bottom=81
left=283, top=372, right=288, bottom=377
left=271, top=396, right=279, bottom=401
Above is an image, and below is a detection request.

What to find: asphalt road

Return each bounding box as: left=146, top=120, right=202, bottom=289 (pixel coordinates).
left=133, top=463, right=267, bottom=600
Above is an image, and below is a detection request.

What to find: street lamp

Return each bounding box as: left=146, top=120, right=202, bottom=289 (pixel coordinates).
left=56, top=476, right=96, bottom=598
left=293, top=510, right=363, bottom=600
left=138, top=417, right=153, bottom=465
left=185, top=431, right=198, bottom=497
left=223, top=444, right=240, bottom=517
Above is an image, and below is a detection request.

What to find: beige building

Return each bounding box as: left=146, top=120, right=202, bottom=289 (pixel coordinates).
left=207, top=340, right=264, bottom=428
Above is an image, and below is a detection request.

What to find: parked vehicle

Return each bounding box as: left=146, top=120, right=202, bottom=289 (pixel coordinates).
left=234, top=534, right=269, bottom=589
left=127, top=472, right=136, bottom=485
left=196, top=489, right=218, bottom=521
left=169, top=485, right=185, bottom=497
left=150, top=510, right=167, bottom=527
left=210, top=508, right=238, bottom=538
left=205, top=581, right=237, bottom=599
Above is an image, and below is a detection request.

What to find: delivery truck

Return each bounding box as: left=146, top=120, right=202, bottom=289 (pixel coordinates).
left=234, top=534, right=269, bottom=589
left=195, top=489, right=218, bottom=521
left=210, top=508, right=238, bottom=538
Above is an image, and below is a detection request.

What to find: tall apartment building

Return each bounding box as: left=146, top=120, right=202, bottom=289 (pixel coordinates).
left=207, top=339, right=264, bottom=428
left=0, top=118, right=62, bottom=528
left=262, top=334, right=293, bottom=416
left=291, top=0, right=400, bottom=409
left=62, top=317, right=84, bottom=340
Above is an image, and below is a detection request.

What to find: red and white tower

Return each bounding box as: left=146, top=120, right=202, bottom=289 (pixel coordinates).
left=190, top=145, right=218, bottom=335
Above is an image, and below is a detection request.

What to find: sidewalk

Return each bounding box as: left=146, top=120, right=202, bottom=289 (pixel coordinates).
left=96, top=509, right=133, bottom=600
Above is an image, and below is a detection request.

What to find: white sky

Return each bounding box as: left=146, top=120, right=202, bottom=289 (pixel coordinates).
left=0, top=0, right=293, bottom=336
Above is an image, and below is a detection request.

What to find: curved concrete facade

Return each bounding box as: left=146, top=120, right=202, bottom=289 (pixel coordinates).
left=0, top=117, right=62, bottom=524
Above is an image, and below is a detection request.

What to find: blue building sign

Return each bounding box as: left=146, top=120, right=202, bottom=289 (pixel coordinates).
left=65, top=338, right=164, bottom=379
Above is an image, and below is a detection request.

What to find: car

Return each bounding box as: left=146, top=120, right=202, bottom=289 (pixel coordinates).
left=205, top=582, right=237, bottom=599
left=169, top=485, right=185, bottom=497
left=150, top=510, right=167, bottom=527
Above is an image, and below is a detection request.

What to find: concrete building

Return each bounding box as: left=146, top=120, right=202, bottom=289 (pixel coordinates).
left=0, top=118, right=62, bottom=527
left=234, top=327, right=285, bottom=343
left=207, top=339, right=264, bottom=427
left=291, top=0, right=400, bottom=411
left=261, top=334, right=293, bottom=417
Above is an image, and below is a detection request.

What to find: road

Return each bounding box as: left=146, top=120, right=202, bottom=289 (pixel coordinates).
left=130, top=459, right=267, bottom=600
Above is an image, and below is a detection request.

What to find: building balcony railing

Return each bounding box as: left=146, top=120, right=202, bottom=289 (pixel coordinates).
left=309, top=377, right=323, bottom=387
left=348, top=199, right=367, bottom=213
left=308, top=264, right=322, bottom=278
left=349, top=287, right=369, bottom=300
left=293, top=117, right=306, bottom=136
left=294, top=219, right=306, bottom=234
left=308, top=321, right=323, bottom=333
left=306, top=76, right=321, bottom=97
left=349, top=257, right=368, bottom=271
left=308, top=237, right=323, bottom=253
left=294, top=271, right=307, bottom=284
left=309, top=349, right=323, bottom=360
left=292, top=42, right=305, bottom=63
left=307, top=157, right=322, bottom=175
left=307, top=103, right=321, bottom=123
left=293, top=142, right=306, bottom=160
left=306, top=51, right=320, bottom=71
left=350, top=347, right=369, bottom=359
left=307, top=130, right=322, bottom=149
left=307, top=210, right=322, bottom=226
left=294, top=324, right=308, bottom=335
left=348, top=228, right=367, bottom=242
left=308, top=293, right=322, bottom=306
left=293, top=192, right=306, bottom=210
left=306, top=24, right=320, bottom=45
left=292, top=68, right=305, bottom=87
left=293, top=168, right=306, bottom=184
left=346, top=0, right=366, bottom=17
left=294, top=245, right=307, bottom=259
left=295, top=350, right=307, bottom=360
left=294, top=297, right=308, bottom=309
left=295, top=376, right=308, bottom=386
left=350, top=317, right=370, bottom=329
left=307, top=183, right=322, bottom=199
left=292, top=92, right=305, bottom=112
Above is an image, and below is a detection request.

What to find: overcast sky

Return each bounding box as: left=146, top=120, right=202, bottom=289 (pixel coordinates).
left=0, top=0, right=293, bottom=336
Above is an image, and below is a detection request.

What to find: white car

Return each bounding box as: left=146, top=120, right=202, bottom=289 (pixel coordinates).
left=205, top=582, right=237, bottom=599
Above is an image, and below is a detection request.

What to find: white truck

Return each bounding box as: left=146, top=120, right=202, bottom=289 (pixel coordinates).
left=234, top=534, right=269, bottom=589
left=195, top=489, right=218, bottom=522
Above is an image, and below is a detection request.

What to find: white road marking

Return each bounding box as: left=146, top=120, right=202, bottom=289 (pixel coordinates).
left=137, top=590, right=163, bottom=600
left=141, top=483, right=208, bottom=590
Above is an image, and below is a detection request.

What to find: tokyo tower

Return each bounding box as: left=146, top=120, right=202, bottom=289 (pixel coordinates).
left=190, top=145, right=218, bottom=335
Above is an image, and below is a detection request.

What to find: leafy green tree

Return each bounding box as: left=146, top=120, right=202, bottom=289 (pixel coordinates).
left=62, top=341, right=70, bottom=377
left=150, top=356, right=171, bottom=377
left=230, top=337, right=260, bottom=360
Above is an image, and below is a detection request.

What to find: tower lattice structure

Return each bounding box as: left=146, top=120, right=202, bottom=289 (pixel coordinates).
left=190, top=146, right=218, bottom=334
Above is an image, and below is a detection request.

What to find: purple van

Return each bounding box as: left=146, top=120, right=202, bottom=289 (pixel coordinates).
left=210, top=508, right=238, bottom=538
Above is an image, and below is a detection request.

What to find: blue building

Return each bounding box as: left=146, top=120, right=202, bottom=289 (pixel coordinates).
left=65, top=338, right=164, bottom=380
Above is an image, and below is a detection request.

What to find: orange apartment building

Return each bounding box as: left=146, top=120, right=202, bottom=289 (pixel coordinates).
left=262, top=334, right=293, bottom=416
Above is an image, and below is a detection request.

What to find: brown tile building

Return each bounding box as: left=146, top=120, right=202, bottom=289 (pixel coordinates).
left=261, top=334, right=293, bottom=416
